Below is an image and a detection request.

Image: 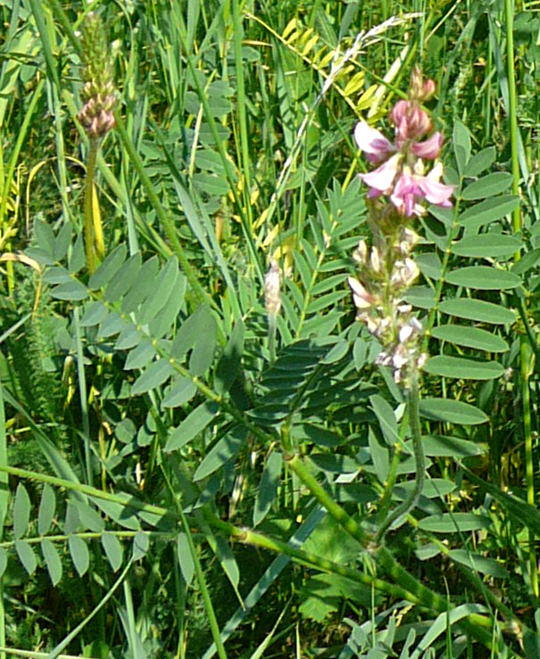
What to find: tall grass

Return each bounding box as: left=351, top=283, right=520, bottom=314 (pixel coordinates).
left=0, top=0, right=538, bottom=656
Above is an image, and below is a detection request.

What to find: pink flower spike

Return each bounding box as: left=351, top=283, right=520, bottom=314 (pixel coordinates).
left=411, top=132, right=444, bottom=160
left=360, top=153, right=402, bottom=193
left=354, top=121, right=395, bottom=163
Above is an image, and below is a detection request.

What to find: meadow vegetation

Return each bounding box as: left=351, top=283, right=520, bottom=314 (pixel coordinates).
left=0, top=0, right=539, bottom=656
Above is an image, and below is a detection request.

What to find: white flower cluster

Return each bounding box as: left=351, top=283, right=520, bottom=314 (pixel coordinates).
left=348, top=228, right=426, bottom=385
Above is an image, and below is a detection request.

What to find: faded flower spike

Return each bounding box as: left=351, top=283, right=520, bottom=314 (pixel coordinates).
left=354, top=71, right=453, bottom=217
left=77, top=13, right=117, bottom=138
left=264, top=260, right=282, bottom=319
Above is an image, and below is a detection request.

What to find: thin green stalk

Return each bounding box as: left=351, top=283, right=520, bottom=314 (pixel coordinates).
left=284, top=453, right=370, bottom=546
left=0, top=381, right=7, bottom=659
left=232, top=0, right=254, bottom=233
left=113, top=112, right=211, bottom=306
left=504, top=0, right=537, bottom=597
left=72, top=307, right=92, bottom=485
left=48, top=558, right=134, bottom=658
left=161, top=468, right=228, bottom=659
left=375, top=371, right=425, bottom=543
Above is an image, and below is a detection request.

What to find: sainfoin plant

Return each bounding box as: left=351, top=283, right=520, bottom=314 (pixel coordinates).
left=0, top=2, right=539, bottom=657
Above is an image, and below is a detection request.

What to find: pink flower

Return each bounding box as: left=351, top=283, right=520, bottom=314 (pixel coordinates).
left=391, top=100, right=432, bottom=142
left=411, top=132, right=444, bottom=160
left=360, top=153, right=402, bottom=195
left=390, top=163, right=454, bottom=216
left=354, top=121, right=395, bottom=163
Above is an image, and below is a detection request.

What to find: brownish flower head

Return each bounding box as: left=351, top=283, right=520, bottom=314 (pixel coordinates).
left=78, top=12, right=117, bottom=138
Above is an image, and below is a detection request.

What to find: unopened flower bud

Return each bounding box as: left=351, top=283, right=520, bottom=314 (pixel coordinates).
left=264, top=260, right=282, bottom=318
left=410, top=67, right=436, bottom=101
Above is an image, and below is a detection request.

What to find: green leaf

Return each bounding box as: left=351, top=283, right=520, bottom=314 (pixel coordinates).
left=92, top=499, right=140, bottom=531
left=463, top=146, right=496, bottom=177
left=121, top=256, right=160, bottom=313
left=461, top=173, right=513, bottom=199
left=253, top=451, right=282, bottom=527
left=459, top=195, right=520, bottom=230
left=165, top=401, right=220, bottom=452
left=207, top=541, right=239, bottom=609
left=104, top=253, right=142, bottom=302
left=369, top=394, right=399, bottom=445
left=403, top=285, right=435, bottom=309
left=148, top=274, right=187, bottom=339
left=393, top=478, right=456, bottom=499
left=189, top=316, right=217, bottom=376
left=124, top=340, right=156, bottom=370
left=421, top=435, right=485, bottom=457
left=43, top=266, right=72, bottom=285
left=88, top=245, right=127, bottom=289
left=418, top=513, right=492, bottom=533
left=15, top=539, right=37, bottom=575
left=138, top=257, right=180, bottom=324
left=511, top=247, right=540, bottom=275
left=41, top=539, right=62, bottom=586
left=451, top=234, right=522, bottom=258
left=439, top=298, right=515, bottom=324
left=38, top=484, right=56, bottom=535
left=50, top=280, right=88, bottom=301
left=69, top=535, right=90, bottom=577
left=424, top=356, right=504, bottom=380
left=320, top=340, right=349, bottom=364
left=131, top=360, right=175, bottom=396
left=416, top=252, right=442, bottom=280
left=445, top=266, right=520, bottom=290
left=132, top=531, right=149, bottom=561
left=368, top=427, right=389, bottom=483
left=162, top=377, right=197, bottom=408
left=448, top=549, right=509, bottom=578
left=193, top=426, right=247, bottom=481
left=13, top=483, right=31, bottom=539
left=34, top=220, right=56, bottom=257
left=101, top=533, right=123, bottom=571
left=80, top=301, right=109, bottom=327
left=171, top=305, right=211, bottom=358
left=431, top=325, right=508, bottom=352
left=215, top=321, right=245, bottom=395
left=453, top=120, right=471, bottom=173
left=420, top=398, right=488, bottom=425
left=0, top=548, right=7, bottom=577
left=176, top=532, right=194, bottom=585
left=54, top=223, right=73, bottom=261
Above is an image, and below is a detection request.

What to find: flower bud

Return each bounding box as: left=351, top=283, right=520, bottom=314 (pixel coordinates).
left=264, top=260, right=282, bottom=318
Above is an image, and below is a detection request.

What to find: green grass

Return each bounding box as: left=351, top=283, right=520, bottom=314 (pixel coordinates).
left=0, top=0, right=538, bottom=656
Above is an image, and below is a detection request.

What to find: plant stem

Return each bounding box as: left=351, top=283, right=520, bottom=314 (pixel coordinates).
left=161, top=468, right=228, bottom=659
left=83, top=137, right=101, bottom=273
left=0, top=382, right=7, bottom=659
left=375, top=370, right=425, bottom=543
left=503, top=0, right=537, bottom=598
